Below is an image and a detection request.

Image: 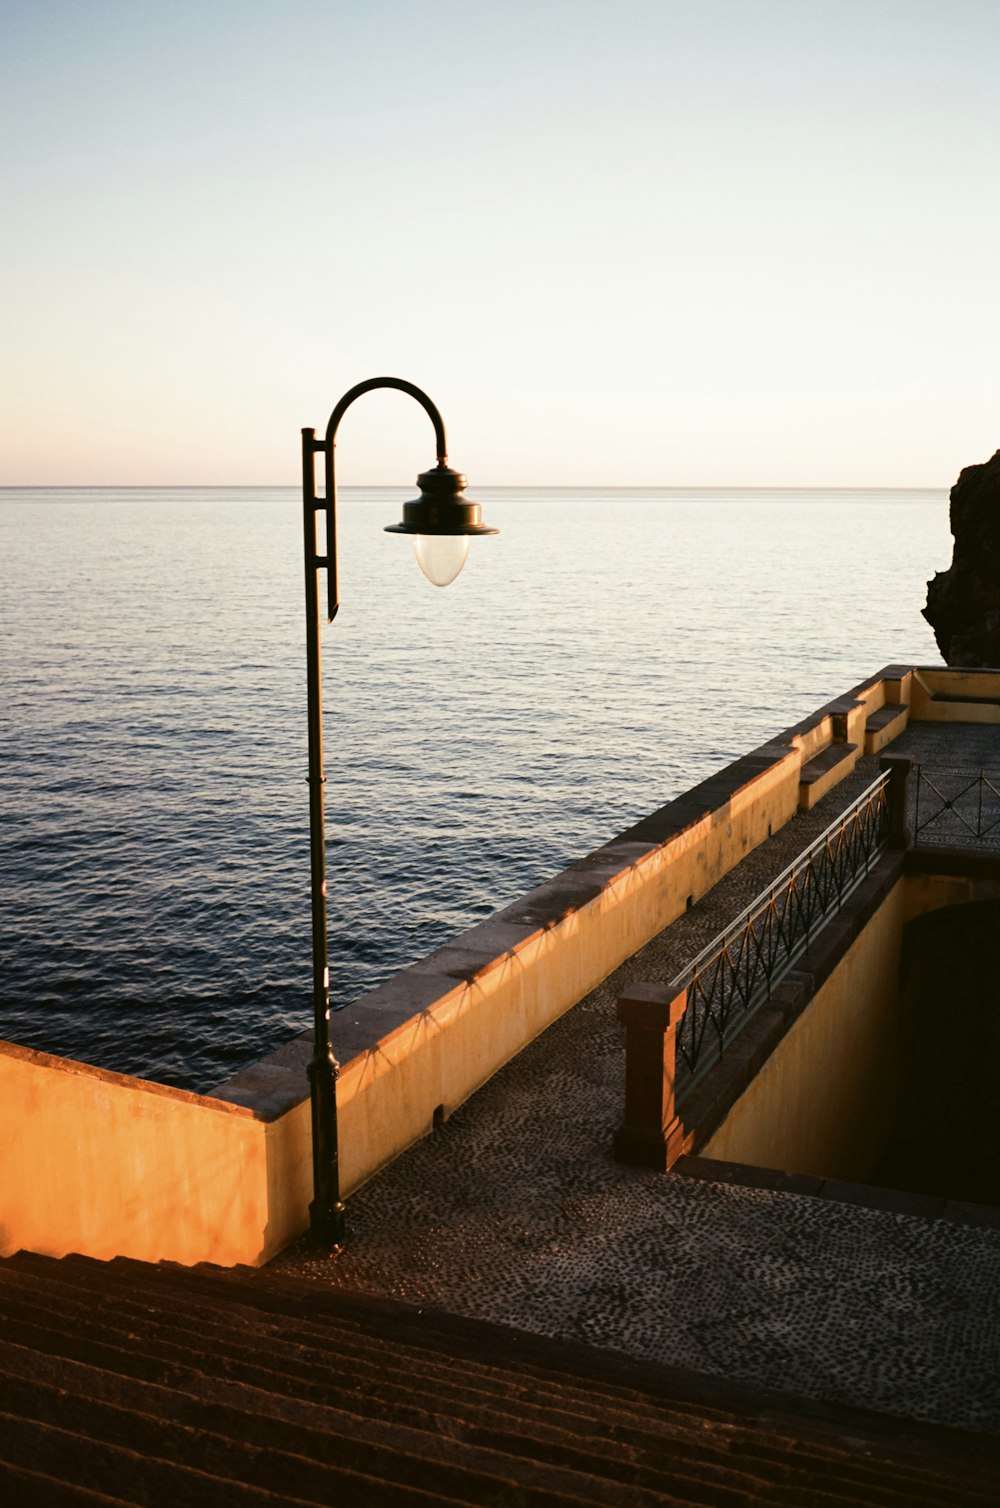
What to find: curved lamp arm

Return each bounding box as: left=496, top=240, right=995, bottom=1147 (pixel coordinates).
left=324, top=376, right=448, bottom=462
left=306, top=376, right=450, bottom=624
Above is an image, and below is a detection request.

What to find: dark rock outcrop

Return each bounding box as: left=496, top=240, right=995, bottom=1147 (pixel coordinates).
left=924, top=449, right=1000, bottom=665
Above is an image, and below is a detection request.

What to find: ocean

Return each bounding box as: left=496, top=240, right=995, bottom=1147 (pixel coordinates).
left=0, top=486, right=950, bottom=1092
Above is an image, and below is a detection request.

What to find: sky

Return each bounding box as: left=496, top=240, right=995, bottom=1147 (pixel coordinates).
left=2, top=0, right=998, bottom=486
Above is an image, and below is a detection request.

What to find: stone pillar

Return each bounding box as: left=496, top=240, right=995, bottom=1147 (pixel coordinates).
left=613, top=983, right=688, bottom=1170
left=879, top=754, right=915, bottom=850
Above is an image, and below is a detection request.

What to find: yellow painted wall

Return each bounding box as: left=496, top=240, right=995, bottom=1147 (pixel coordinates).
left=912, top=698, right=1000, bottom=725
left=699, top=868, right=994, bottom=1180
left=0, top=1043, right=267, bottom=1265
left=0, top=743, right=805, bottom=1267
left=843, top=697, right=870, bottom=749
left=701, top=880, right=908, bottom=1180
left=888, top=670, right=914, bottom=706
left=914, top=667, right=1000, bottom=700
left=857, top=680, right=888, bottom=717
left=911, top=667, right=1000, bottom=722
left=902, top=870, right=980, bottom=921
left=318, top=747, right=805, bottom=1200
left=3, top=665, right=951, bottom=1266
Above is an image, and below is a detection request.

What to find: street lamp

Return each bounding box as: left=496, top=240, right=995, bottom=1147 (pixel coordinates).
left=302, top=376, right=497, bottom=1245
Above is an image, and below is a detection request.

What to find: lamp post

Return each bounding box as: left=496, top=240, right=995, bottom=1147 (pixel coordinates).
left=302, top=376, right=497, bottom=1245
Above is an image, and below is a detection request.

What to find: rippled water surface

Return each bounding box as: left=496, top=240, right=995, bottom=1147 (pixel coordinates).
left=0, top=486, right=949, bottom=1090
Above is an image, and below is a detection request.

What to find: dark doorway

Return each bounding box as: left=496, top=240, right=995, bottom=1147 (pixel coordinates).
left=873, top=900, right=1000, bottom=1205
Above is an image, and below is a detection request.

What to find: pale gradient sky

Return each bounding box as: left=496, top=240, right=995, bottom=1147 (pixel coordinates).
left=2, top=0, right=998, bottom=486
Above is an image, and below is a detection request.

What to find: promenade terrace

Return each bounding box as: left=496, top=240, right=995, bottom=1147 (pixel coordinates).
left=270, top=685, right=1000, bottom=1438
left=2, top=664, right=1000, bottom=1500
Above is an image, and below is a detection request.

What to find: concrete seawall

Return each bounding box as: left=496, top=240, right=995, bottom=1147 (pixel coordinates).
left=7, top=661, right=973, bottom=1266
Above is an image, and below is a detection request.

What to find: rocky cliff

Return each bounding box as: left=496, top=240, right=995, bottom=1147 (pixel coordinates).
left=923, top=448, right=1000, bottom=666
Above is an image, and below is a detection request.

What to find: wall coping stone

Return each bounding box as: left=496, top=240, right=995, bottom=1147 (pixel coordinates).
left=673, top=1155, right=1000, bottom=1230
left=214, top=742, right=803, bottom=1120
left=13, top=664, right=950, bottom=1138
left=0, top=1037, right=257, bottom=1119
left=214, top=678, right=921, bottom=1125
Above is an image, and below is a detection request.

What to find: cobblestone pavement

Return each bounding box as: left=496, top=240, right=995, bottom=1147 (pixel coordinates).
left=901, top=721, right=1000, bottom=848
left=274, top=723, right=1000, bottom=1435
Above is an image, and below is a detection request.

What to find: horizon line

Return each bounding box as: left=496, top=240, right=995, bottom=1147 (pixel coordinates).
left=0, top=481, right=950, bottom=493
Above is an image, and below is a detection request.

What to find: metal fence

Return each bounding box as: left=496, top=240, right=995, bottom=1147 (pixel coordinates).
left=674, top=770, right=891, bottom=1090
left=913, top=767, right=1000, bottom=847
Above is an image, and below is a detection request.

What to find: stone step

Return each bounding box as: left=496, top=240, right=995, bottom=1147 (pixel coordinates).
left=0, top=1280, right=817, bottom=1505
left=0, top=1409, right=358, bottom=1508
left=929, top=692, right=1000, bottom=705
left=864, top=702, right=908, bottom=753
left=8, top=1255, right=974, bottom=1507
left=0, top=1284, right=772, bottom=1495
left=0, top=1263, right=714, bottom=1469
left=23, top=1337, right=791, bottom=1507
left=1, top=1253, right=996, bottom=1507
left=47, top=1254, right=690, bottom=1420
left=0, top=1460, right=136, bottom=1507
left=31, top=1253, right=818, bottom=1469
left=911, top=685, right=1000, bottom=723
left=1, top=1358, right=632, bottom=1508
left=5, top=1310, right=743, bottom=1504
left=797, top=742, right=859, bottom=810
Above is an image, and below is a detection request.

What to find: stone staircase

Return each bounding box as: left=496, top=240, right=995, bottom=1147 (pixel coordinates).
left=0, top=1252, right=995, bottom=1506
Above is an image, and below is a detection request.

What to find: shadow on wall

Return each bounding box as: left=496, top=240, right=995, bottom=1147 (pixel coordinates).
left=874, top=900, right=1000, bottom=1206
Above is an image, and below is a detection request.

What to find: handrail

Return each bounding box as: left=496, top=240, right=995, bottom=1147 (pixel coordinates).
left=673, top=770, right=891, bottom=1090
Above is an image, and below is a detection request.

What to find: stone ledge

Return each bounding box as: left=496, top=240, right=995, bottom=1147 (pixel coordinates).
left=907, top=847, right=1000, bottom=882
left=865, top=703, right=909, bottom=755
left=0, top=1037, right=257, bottom=1119
left=672, top=1155, right=1000, bottom=1230
left=210, top=728, right=806, bottom=1125
left=798, top=741, right=860, bottom=810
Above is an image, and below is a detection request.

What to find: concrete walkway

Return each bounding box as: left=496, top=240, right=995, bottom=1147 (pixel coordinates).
left=274, top=724, right=1000, bottom=1436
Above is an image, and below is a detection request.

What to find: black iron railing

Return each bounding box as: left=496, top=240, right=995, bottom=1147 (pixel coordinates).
left=913, top=767, right=1000, bottom=847
left=674, top=771, right=891, bottom=1090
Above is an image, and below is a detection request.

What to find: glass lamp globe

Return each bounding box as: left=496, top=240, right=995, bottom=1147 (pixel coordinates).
left=412, top=533, right=471, bottom=587
left=385, top=464, right=497, bottom=585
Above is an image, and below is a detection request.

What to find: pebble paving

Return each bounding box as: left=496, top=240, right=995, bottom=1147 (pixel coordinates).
left=274, top=723, right=1000, bottom=1435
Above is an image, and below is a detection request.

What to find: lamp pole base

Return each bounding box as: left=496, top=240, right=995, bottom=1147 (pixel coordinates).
left=308, top=1198, right=347, bottom=1249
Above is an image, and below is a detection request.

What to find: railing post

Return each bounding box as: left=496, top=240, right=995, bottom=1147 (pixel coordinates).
left=879, top=754, right=915, bottom=850
left=613, top=984, right=688, bottom=1170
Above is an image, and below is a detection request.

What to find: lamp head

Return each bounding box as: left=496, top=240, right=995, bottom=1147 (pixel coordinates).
left=385, top=463, right=498, bottom=586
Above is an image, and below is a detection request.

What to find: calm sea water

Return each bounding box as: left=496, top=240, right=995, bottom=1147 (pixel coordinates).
left=0, top=486, right=950, bottom=1092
